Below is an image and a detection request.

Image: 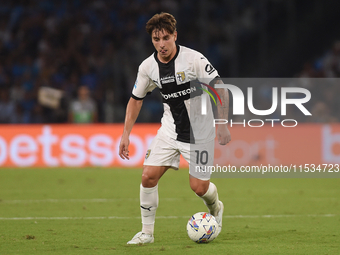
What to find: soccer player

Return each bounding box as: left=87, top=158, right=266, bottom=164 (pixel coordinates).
left=118, top=12, right=231, bottom=244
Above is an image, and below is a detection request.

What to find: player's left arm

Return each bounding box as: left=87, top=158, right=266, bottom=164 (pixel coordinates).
left=195, top=55, right=231, bottom=145
left=214, top=79, right=231, bottom=145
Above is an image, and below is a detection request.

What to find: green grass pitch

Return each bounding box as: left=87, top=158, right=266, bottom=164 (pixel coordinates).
left=0, top=168, right=339, bottom=255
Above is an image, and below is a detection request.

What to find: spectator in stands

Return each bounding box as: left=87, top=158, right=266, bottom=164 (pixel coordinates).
left=310, top=101, right=338, bottom=123
left=68, top=85, right=98, bottom=124
left=322, top=41, right=340, bottom=78
left=0, top=89, right=16, bottom=123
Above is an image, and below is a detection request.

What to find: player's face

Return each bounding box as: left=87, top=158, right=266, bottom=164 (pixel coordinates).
left=151, top=29, right=177, bottom=63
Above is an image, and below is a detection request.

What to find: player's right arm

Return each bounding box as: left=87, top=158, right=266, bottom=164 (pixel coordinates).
left=119, top=98, right=143, bottom=160
left=118, top=60, right=157, bottom=160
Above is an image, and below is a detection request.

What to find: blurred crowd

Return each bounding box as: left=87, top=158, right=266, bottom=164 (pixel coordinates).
left=296, top=41, right=340, bottom=122
left=234, top=41, right=340, bottom=123
left=0, top=0, right=339, bottom=124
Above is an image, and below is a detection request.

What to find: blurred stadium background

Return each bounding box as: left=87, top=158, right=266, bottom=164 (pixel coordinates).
left=0, top=0, right=339, bottom=167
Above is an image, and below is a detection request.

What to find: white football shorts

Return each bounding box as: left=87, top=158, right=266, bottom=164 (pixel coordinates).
left=144, top=130, right=215, bottom=181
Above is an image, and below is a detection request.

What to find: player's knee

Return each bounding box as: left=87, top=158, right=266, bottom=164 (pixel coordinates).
left=193, top=187, right=207, bottom=197
left=141, top=172, right=158, bottom=188
left=190, top=183, right=208, bottom=197
left=190, top=177, right=210, bottom=196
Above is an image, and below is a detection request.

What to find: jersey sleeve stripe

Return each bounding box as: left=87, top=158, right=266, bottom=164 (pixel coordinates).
left=131, top=94, right=144, bottom=100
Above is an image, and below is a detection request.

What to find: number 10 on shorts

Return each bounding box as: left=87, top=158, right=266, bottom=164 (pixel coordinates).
left=195, top=150, right=209, bottom=165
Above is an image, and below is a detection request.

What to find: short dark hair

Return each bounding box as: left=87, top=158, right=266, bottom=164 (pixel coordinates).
left=146, top=12, right=177, bottom=35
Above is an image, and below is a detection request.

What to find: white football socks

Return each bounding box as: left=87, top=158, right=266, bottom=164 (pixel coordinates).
left=140, top=184, right=158, bottom=235
left=199, top=182, right=220, bottom=216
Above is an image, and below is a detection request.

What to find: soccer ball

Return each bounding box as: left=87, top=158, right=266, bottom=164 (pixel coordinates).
left=186, top=212, right=219, bottom=243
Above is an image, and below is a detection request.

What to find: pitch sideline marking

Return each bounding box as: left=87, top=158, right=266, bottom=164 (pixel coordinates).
left=0, top=198, right=190, bottom=204
left=0, top=214, right=336, bottom=221
left=1, top=197, right=337, bottom=204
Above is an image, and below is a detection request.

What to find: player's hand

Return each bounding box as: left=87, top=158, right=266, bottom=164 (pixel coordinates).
left=119, top=135, right=130, bottom=160
left=216, top=125, right=231, bottom=145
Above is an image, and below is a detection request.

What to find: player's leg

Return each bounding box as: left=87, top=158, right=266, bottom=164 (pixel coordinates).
left=127, top=165, right=169, bottom=245
left=189, top=176, right=222, bottom=215
left=189, top=176, right=224, bottom=235
left=180, top=139, right=224, bottom=235
left=188, top=175, right=209, bottom=196
left=140, top=165, right=169, bottom=234
left=127, top=132, right=180, bottom=244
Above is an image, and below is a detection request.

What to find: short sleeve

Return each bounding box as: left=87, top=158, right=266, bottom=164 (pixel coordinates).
left=131, top=65, right=157, bottom=100
left=194, top=55, right=219, bottom=84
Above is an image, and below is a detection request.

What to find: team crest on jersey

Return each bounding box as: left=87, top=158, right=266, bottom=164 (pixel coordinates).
left=176, top=71, right=186, bottom=83
left=145, top=149, right=151, bottom=159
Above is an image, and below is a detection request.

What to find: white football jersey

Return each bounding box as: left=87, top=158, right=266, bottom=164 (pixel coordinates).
left=132, top=45, right=219, bottom=144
